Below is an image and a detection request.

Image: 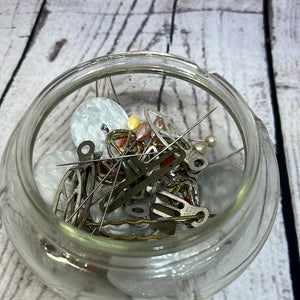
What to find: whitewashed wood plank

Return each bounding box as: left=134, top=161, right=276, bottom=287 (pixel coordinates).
left=0, top=0, right=43, bottom=96
left=170, top=1, right=292, bottom=299
left=271, top=0, right=300, bottom=249
left=0, top=1, right=172, bottom=299
left=177, top=0, right=262, bottom=13
left=0, top=0, right=174, bottom=157
left=171, top=9, right=275, bottom=140
left=0, top=0, right=294, bottom=299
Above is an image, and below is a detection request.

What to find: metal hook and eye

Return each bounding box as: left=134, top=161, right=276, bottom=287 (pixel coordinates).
left=52, top=140, right=97, bottom=228
left=151, top=190, right=209, bottom=228
left=50, top=101, right=218, bottom=240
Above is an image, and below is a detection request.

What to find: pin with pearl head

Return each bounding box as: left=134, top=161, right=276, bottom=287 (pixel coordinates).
left=193, top=135, right=217, bottom=155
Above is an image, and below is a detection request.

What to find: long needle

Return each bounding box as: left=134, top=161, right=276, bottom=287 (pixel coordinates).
left=65, top=159, right=120, bottom=223
left=56, top=151, right=159, bottom=167
left=66, top=139, right=138, bottom=223
left=109, top=76, right=121, bottom=105
left=97, top=131, right=133, bottom=232
left=95, top=80, right=99, bottom=97
left=211, top=147, right=244, bottom=165
left=148, top=106, right=217, bottom=162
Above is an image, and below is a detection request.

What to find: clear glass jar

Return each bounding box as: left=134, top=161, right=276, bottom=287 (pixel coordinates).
left=0, top=52, right=279, bottom=299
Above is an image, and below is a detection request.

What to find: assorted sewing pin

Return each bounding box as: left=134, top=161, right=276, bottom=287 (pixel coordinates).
left=42, top=96, right=218, bottom=240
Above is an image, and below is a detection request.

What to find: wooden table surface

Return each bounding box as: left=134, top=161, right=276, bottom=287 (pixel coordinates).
left=0, top=1, right=299, bottom=299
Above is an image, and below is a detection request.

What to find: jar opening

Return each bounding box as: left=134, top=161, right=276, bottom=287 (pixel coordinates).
left=16, top=52, right=260, bottom=255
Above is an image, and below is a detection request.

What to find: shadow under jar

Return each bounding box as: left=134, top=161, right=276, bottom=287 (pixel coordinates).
left=0, top=52, right=279, bottom=299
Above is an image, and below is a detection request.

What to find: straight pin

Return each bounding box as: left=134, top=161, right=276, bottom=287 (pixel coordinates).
left=211, top=147, right=244, bottom=165
left=147, top=106, right=217, bottom=163
left=95, top=80, right=99, bottom=97
left=56, top=151, right=160, bottom=167
left=98, top=130, right=133, bottom=232
left=109, top=76, right=121, bottom=105
left=65, top=160, right=120, bottom=223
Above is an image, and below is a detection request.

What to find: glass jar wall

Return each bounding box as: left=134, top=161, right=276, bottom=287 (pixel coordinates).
left=0, top=52, right=279, bottom=299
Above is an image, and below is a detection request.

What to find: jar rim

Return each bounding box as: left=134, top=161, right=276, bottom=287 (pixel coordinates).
left=15, top=51, right=260, bottom=256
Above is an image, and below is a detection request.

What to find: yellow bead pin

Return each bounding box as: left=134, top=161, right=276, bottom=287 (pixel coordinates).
left=128, top=115, right=140, bottom=130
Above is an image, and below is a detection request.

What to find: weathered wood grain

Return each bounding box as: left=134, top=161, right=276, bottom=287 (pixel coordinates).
left=0, top=1, right=171, bottom=299
left=0, top=0, right=174, bottom=158
left=0, top=0, right=43, bottom=97
left=270, top=0, right=300, bottom=249
left=0, top=0, right=295, bottom=299
left=171, top=1, right=292, bottom=299
left=175, top=0, right=262, bottom=13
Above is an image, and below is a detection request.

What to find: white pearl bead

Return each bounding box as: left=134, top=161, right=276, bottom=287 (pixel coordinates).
left=194, top=141, right=207, bottom=155
left=205, top=135, right=217, bottom=147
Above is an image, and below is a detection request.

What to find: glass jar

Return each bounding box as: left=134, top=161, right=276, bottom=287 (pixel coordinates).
left=0, top=52, right=279, bottom=299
